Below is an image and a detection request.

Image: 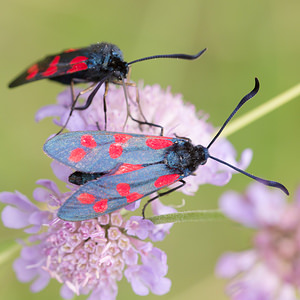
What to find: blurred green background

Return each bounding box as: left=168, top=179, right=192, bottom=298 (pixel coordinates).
left=1, top=0, right=299, bottom=299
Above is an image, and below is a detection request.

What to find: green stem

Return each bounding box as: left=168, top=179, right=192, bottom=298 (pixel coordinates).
left=148, top=210, right=227, bottom=224
left=222, top=83, right=300, bottom=137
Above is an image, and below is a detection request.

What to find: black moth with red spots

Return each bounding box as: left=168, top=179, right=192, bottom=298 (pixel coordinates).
left=9, top=43, right=129, bottom=87
left=9, top=42, right=206, bottom=131
left=43, top=78, right=289, bottom=221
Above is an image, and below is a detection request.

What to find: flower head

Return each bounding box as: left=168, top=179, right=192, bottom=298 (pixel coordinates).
left=216, top=183, right=300, bottom=300
left=1, top=178, right=171, bottom=299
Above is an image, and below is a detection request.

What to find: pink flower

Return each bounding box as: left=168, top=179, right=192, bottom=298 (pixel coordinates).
left=0, top=177, right=171, bottom=299
left=216, top=183, right=300, bottom=300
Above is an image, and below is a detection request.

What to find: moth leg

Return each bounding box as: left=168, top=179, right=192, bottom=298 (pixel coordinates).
left=127, top=81, right=164, bottom=135
left=142, top=179, right=186, bottom=219
left=174, top=134, right=192, bottom=142
left=56, top=81, right=98, bottom=135
left=124, top=68, right=147, bottom=123
left=96, top=122, right=101, bottom=131
left=121, top=80, right=131, bottom=130
left=73, top=82, right=101, bottom=110
left=129, top=81, right=164, bottom=134
left=70, top=79, right=76, bottom=103
left=103, top=81, right=108, bottom=130
left=74, top=77, right=109, bottom=130
left=129, top=116, right=164, bottom=136
left=113, top=78, right=164, bottom=136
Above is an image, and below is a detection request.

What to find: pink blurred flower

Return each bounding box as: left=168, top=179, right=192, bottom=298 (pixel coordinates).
left=216, top=183, right=300, bottom=300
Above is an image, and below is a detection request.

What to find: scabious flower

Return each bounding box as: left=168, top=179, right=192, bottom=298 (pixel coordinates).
left=2, top=82, right=253, bottom=299
left=0, top=170, right=171, bottom=299
left=216, top=183, right=300, bottom=300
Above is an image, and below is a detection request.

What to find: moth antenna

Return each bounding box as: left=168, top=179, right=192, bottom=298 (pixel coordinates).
left=208, top=154, right=289, bottom=195
left=128, top=48, right=207, bottom=65
left=204, top=77, right=289, bottom=195
left=207, top=78, right=259, bottom=149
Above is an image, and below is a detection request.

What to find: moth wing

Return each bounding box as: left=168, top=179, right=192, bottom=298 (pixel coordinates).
left=58, top=164, right=182, bottom=221
left=9, top=46, right=93, bottom=87
left=44, top=131, right=176, bottom=173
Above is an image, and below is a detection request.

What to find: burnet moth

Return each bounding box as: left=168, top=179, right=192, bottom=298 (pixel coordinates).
left=43, top=78, right=289, bottom=221
left=9, top=42, right=206, bottom=132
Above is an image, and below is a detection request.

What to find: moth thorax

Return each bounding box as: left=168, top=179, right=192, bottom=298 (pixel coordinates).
left=165, top=140, right=203, bottom=174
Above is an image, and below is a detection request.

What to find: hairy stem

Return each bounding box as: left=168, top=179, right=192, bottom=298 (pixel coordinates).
left=148, top=210, right=227, bottom=224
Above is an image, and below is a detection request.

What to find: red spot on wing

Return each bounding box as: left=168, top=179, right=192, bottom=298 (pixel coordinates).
left=64, top=48, right=78, bottom=53
left=67, top=56, right=89, bottom=73
left=116, top=183, right=131, bottom=196
left=77, top=193, right=95, bottom=204
left=114, top=134, right=132, bottom=143
left=67, top=63, right=88, bottom=73
left=109, top=144, right=123, bottom=159
left=116, top=183, right=143, bottom=203
left=70, top=56, right=88, bottom=63
left=126, top=192, right=143, bottom=203
left=93, top=199, right=108, bottom=213
left=81, top=134, right=97, bottom=148
left=114, top=164, right=143, bottom=175
left=154, top=174, right=180, bottom=188
left=42, top=56, right=60, bottom=77
left=146, top=138, right=173, bottom=150
left=69, top=148, right=86, bottom=162
left=108, top=134, right=133, bottom=159
left=26, top=64, right=39, bottom=80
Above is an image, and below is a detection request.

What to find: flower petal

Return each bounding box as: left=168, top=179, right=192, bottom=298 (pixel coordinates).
left=13, top=257, right=37, bottom=282
left=125, top=265, right=150, bottom=296
left=60, top=284, right=74, bottom=299
left=1, top=206, right=31, bottom=229
left=125, top=200, right=141, bottom=212
left=246, top=183, right=286, bottom=225
left=30, top=272, right=51, bottom=293
left=125, top=216, right=154, bottom=240
left=219, top=190, right=259, bottom=228
left=35, top=179, right=61, bottom=196
left=51, top=161, right=73, bottom=184
left=35, top=104, right=65, bottom=122
left=216, top=250, right=257, bottom=278
left=151, top=276, right=171, bottom=295
left=0, top=191, right=37, bottom=211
